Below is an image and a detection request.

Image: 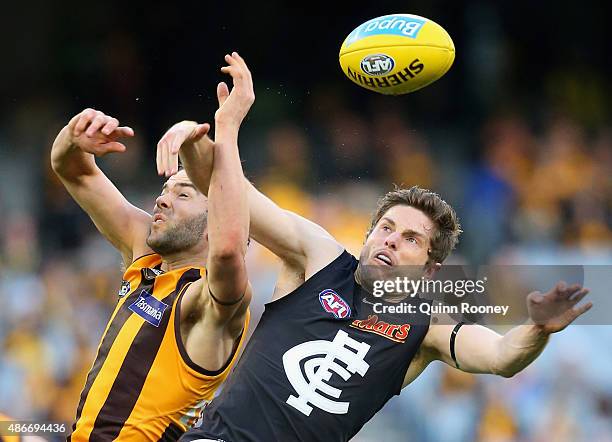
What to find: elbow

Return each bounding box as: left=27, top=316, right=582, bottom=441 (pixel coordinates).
left=493, top=365, right=520, bottom=378
left=208, top=250, right=246, bottom=280
left=499, top=370, right=518, bottom=379
left=209, top=240, right=246, bottom=264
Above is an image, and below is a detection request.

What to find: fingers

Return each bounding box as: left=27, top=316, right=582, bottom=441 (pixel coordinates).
left=569, top=288, right=589, bottom=304
left=159, top=133, right=172, bottom=177
left=73, top=108, right=98, bottom=136
left=217, top=82, right=230, bottom=107
left=558, top=283, right=583, bottom=301
left=565, top=300, right=593, bottom=326
left=85, top=113, right=109, bottom=137
left=221, top=52, right=254, bottom=91
left=157, top=129, right=180, bottom=177
left=100, top=142, right=127, bottom=153
left=72, top=108, right=133, bottom=139
left=573, top=301, right=593, bottom=317
left=156, top=122, right=210, bottom=177
left=113, top=126, right=135, bottom=138
left=156, top=136, right=164, bottom=175
left=101, top=117, right=119, bottom=136
left=193, top=123, right=211, bottom=141
left=529, top=291, right=544, bottom=304
left=217, top=51, right=256, bottom=124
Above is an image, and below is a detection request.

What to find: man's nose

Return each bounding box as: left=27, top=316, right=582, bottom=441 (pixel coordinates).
left=384, top=232, right=400, bottom=250
left=155, top=194, right=171, bottom=210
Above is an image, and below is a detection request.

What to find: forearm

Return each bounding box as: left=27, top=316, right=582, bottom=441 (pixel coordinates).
left=493, top=322, right=550, bottom=377
left=179, top=128, right=304, bottom=262
left=208, top=122, right=249, bottom=258
left=50, top=126, right=97, bottom=181
left=178, top=125, right=214, bottom=196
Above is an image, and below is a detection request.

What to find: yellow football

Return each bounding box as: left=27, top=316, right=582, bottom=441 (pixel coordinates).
left=339, top=14, right=455, bottom=95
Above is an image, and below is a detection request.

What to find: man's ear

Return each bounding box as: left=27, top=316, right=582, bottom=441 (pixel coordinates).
left=424, top=262, right=441, bottom=279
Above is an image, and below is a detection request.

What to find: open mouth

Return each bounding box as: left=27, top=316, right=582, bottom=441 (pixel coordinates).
left=374, top=253, right=393, bottom=266
left=153, top=214, right=166, bottom=224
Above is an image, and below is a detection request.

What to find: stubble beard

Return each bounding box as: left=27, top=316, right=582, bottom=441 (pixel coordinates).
left=146, top=212, right=208, bottom=257
left=356, top=243, right=427, bottom=300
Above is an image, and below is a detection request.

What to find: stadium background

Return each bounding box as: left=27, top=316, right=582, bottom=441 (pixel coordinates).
left=1, top=1, right=611, bottom=441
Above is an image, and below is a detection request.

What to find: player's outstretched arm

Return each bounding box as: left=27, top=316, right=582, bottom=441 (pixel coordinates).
left=158, top=63, right=343, bottom=277
left=205, top=52, right=253, bottom=319
left=51, top=109, right=153, bottom=264
left=157, top=53, right=253, bottom=324
left=422, top=282, right=592, bottom=378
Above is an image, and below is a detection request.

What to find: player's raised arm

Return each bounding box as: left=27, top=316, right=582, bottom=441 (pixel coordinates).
left=51, top=109, right=152, bottom=264
left=158, top=66, right=343, bottom=277
left=204, top=52, right=253, bottom=316
left=421, top=282, right=592, bottom=378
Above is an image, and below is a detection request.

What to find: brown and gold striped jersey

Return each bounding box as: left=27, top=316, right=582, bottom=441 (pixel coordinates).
left=69, top=254, right=249, bottom=441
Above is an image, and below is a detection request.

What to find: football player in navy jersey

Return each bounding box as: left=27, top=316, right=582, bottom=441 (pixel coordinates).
left=158, top=55, right=593, bottom=442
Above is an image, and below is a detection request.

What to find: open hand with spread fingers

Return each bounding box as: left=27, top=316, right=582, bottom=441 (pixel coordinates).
left=66, top=108, right=134, bottom=156
left=527, top=282, right=592, bottom=334
left=215, top=52, right=255, bottom=127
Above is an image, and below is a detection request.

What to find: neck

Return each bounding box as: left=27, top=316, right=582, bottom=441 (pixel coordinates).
left=160, top=245, right=208, bottom=271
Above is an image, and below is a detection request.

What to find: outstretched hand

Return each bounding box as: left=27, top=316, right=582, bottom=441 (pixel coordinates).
left=156, top=121, right=211, bottom=177
left=67, top=108, right=134, bottom=156
left=155, top=52, right=253, bottom=177
left=527, top=282, right=592, bottom=334
left=215, top=52, right=255, bottom=127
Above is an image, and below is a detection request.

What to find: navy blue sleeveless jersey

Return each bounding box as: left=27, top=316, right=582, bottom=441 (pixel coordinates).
left=181, top=251, right=431, bottom=442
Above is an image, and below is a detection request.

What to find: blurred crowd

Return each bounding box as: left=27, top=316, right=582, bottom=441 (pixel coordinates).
left=1, top=96, right=610, bottom=440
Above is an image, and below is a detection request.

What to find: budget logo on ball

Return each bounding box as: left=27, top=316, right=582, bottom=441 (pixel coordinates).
left=361, top=54, right=395, bottom=76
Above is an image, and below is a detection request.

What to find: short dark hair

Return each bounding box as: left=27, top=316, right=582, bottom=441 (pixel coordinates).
left=366, top=186, right=462, bottom=264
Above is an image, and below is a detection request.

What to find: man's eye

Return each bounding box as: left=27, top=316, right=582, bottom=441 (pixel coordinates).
left=179, top=193, right=189, bottom=198
left=406, top=237, right=417, bottom=244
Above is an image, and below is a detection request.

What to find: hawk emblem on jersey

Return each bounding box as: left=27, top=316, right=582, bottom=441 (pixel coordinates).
left=318, top=289, right=351, bottom=319
left=283, top=330, right=370, bottom=416
left=118, top=280, right=131, bottom=297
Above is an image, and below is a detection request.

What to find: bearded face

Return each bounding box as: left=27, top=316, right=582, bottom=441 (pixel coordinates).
left=146, top=211, right=208, bottom=256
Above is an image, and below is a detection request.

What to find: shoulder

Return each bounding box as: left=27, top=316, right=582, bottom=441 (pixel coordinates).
left=303, top=239, right=347, bottom=279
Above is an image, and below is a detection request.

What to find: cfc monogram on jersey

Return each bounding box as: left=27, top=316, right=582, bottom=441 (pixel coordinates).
left=185, top=250, right=431, bottom=442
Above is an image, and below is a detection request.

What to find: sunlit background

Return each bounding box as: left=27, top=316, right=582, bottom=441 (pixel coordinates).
left=1, top=1, right=610, bottom=441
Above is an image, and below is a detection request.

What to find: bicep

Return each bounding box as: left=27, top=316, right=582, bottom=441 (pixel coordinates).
left=59, top=169, right=151, bottom=260
left=425, top=322, right=502, bottom=374
left=247, top=181, right=342, bottom=268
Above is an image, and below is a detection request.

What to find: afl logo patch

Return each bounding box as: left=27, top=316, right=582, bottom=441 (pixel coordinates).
left=361, top=54, right=395, bottom=76
left=118, top=280, right=131, bottom=297
left=319, top=289, right=351, bottom=319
